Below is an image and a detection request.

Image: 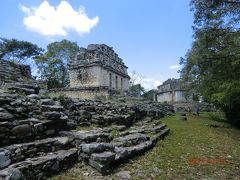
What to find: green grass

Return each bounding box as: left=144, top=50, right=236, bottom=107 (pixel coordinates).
left=51, top=113, right=240, bottom=180
left=117, top=114, right=240, bottom=179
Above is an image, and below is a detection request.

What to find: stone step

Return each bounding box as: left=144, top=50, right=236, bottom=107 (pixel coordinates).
left=120, top=124, right=167, bottom=136
left=144, top=124, right=167, bottom=133
left=0, top=148, right=78, bottom=180
left=0, top=137, right=74, bottom=170
left=112, top=133, right=150, bottom=147
left=59, top=130, right=112, bottom=144
left=151, top=128, right=170, bottom=145
left=0, top=118, right=69, bottom=147
left=80, top=127, right=170, bottom=174
left=3, top=83, right=40, bottom=95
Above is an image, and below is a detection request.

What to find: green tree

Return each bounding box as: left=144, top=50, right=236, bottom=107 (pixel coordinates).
left=180, top=0, right=240, bottom=127
left=129, top=84, right=145, bottom=97
left=35, top=39, right=79, bottom=89
left=0, top=37, right=43, bottom=64
left=143, top=89, right=157, bottom=101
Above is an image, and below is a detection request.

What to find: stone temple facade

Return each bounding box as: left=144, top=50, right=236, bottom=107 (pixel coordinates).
left=64, top=44, right=130, bottom=99
left=157, top=78, right=187, bottom=103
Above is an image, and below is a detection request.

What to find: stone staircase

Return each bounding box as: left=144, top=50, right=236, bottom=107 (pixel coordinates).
left=0, top=137, right=78, bottom=179
left=0, top=116, right=170, bottom=179
left=0, top=83, right=172, bottom=179
left=0, top=88, right=78, bottom=179
left=59, top=117, right=170, bottom=174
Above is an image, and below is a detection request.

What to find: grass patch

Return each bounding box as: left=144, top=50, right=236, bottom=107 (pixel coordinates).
left=201, top=112, right=227, bottom=123
left=117, top=114, right=240, bottom=179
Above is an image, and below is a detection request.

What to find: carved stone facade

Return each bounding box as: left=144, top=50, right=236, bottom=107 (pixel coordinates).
left=156, top=78, right=187, bottom=103
left=67, top=44, right=130, bottom=99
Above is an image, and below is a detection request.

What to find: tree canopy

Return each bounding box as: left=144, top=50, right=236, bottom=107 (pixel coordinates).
left=35, top=39, right=79, bottom=89
left=129, top=84, right=145, bottom=97
left=0, top=37, right=43, bottom=64
left=143, top=89, right=157, bottom=101
left=180, top=0, right=240, bottom=127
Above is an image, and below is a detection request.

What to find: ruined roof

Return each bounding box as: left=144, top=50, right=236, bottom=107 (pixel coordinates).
left=69, top=44, right=129, bottom=77
left=157, top=78, right=186, bottom=93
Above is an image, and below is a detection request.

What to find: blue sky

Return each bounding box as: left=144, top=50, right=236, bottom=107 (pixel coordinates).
left=0, top=0, right=194, bottom=89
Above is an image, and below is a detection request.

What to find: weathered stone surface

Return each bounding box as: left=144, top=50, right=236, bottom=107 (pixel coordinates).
left=27, top=94, right=39, bottom=99
left=127, top=141, right=153, bottom=156
left=43, top=111, right=61, bottom=120
left=113, top=133, right=149, bottom=147
left=60, top=131, right=111, bottom=143
left=0, top=150, right=11, bottom=169
left=91, top=152, right=115, bottom=163
left=81, top=143, right=113, bottom=154
left=7, top=86, right=35, bottom=95
left=89, top=159, right=109, bottom=174
left=4, top=83, right=40, bottom=95
left=11, top=125, right=32, bottom=137
left=0, top=137, right=73, bottom=168
left=40, top=99, right=55, bottom=106
left=0, top=168, right=23, bottom=180
left=115, top=171, right=131, bottom=180
left=18, top=118, right=41, bottom=125
left=3, top=148, right=78, bottom=179
left=145, top=124, right=166, bottom=133
left=41, top=105, right=64, bottom=112
left=114, top=147, right=129, bottom=161
left=0, top=112, right=14, bottom=121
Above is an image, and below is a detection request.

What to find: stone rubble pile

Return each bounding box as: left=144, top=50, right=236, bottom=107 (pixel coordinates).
left=0, top=83, right=173, bottom=179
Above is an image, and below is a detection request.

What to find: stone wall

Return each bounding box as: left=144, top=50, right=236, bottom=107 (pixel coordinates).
left=70, top=65, right=129, bottom=91
left=157, top=78, right=187, bottom=103
left=53, top=87, right=111, bottom=100
left=157, top=91, right=186, bottom=103
left=0, top=60, right=31, bottom=83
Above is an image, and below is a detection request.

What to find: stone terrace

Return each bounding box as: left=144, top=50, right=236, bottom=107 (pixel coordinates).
left=0, top=82, right=173, bottom=179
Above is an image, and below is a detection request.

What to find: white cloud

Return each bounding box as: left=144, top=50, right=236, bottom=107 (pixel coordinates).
left=169, top=65, right=180, bottom=69
left=142, top=78, right=162, bottom=90
left=129, top=72, right=163, bottom=90
left=20, top=1, right=99, bottom=36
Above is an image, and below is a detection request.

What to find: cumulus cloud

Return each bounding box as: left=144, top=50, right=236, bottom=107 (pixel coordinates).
left=142, top=78, right=162, bottom=90
left=169, top=65, right=180, bottom=69
left=129, top=72, right=163, bottom=90
left=20, top=1, right=99, bottom=36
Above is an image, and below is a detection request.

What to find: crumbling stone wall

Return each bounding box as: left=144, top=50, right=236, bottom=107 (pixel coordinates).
left=0, top=60, right=31, bottom=83
left=53, top=87, right=111, bottom=100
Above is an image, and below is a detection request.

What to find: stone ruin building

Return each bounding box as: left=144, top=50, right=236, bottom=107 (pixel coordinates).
left=156, top=78, right=189, bottom=111
left=157, top=78, right=187, bottom=103
left=64, top=44, right=130, bottom=99
left=156, top=78, right=216, bottom=112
